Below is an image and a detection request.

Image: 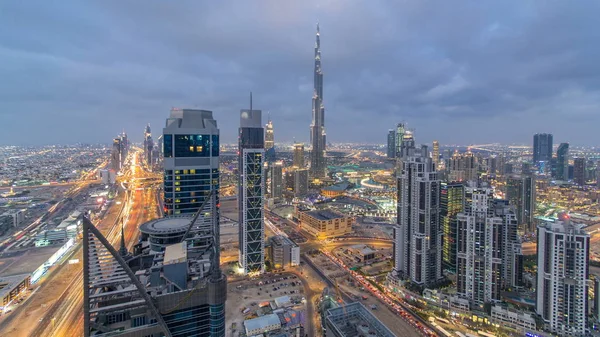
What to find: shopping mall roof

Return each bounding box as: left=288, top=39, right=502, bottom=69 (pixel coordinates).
left=0, top=273, right=30, bottom=299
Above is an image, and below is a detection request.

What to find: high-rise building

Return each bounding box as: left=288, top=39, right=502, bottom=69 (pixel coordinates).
left=574, top=157, right=586, bottom=186
left=456, top=186, right=522, bottom=309
left=395, top=123, right=405, bottom=157
left=556, top=143, right=569, bottom=181
left=270, top=161, right=283, bottom=199
left=293, top=168, right=309, bottom=197
left=390, top=131, right=442, bottom=287
left=448, top=150, right=478, bottom=182
left=536, top=214, right=590, bottom=336
left=432, top=140, right=440, bottom=168
left=456, top=186, right=501, bottom=308
left=264, top=117, right=275, bottom=163
left=82, top=194, right=227, bottom=337
left=293, top=143, right=305, bottom=168
left=111, top=137, right=122, bottom=172
left=441, top=182, right=465, bottom=272
left=387, top=130, right=396, bottom=158
left=533, top=133, right=553, bottom=164
left=506, top=174, right=535, bottom=233
left=309, top=24, right=327, bottom=178
left=144, top=123, right=154, bottom=167
left=162, top=109, right=220, bottom=217
left=238, top=105, right=265, bottom=275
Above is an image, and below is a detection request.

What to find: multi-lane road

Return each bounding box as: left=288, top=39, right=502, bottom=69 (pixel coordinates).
left=0, top=150, right=160, bottom=337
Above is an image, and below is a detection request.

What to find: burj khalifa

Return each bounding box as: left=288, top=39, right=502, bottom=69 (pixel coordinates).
left=310, top=23, right=327, bottom=178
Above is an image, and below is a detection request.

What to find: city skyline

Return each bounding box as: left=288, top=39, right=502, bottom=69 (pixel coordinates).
left=2, top=1, right=600, bottom=146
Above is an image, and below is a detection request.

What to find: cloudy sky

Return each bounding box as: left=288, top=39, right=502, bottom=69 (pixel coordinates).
left=1, top=1, right=599, bottom=146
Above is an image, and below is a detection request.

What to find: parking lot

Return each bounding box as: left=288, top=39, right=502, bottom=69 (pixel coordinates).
left=226, top=273, right=307, bottom=337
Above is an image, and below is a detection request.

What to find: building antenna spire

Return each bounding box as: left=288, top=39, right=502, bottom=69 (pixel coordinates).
left=250, top=92, right=253, bottom=111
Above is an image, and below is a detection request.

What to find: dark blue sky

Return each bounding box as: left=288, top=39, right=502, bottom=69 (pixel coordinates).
left=1, top=1, right=599, bottom=146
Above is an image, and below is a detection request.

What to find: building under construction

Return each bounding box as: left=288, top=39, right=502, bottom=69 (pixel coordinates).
left=82, top=193, right=226, bottom=337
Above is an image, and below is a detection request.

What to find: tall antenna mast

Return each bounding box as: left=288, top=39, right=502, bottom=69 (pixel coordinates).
left=250, top=92, right=253, bottom=111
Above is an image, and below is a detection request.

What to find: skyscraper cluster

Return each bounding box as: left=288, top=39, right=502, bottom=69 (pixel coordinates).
left=110, top=131, right=128, bottom=172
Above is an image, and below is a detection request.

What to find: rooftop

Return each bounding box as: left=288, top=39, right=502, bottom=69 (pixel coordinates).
left=326, top=302, right=395, bottom=337
left=163, top=242, right=187, bottom=265
left=305, top=209, right=345, bottom=221
left=139, top=214, right=192, bottom=235
left=244, top=313, right=281, bottom=334
left=0, top=273, right=30, bottom=299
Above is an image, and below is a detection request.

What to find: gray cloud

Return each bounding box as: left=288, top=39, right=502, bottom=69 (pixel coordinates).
left=1, top=0, right=599, bottom=146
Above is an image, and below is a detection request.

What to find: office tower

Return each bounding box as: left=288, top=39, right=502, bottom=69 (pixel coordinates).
left=463, top=149, right=478, bottom=181
left=456, top=187, right=522, bottom=308
left=264, top=117, right=275, bottom=163
left=574, top=157, right=586, bottom=186
left=82, top=197, right=227, bottom=337
left=270, top=161, right=283, bottom=199
left=506, top=174, right=535, bottom=233
left=395, top=123, right=405, bottom=157
left=119, top=131, right=128, bottom=163
left=309, top=23, right=327, bottom=178
left=536, top=214, right=590, bottom=336
left=441, top=182, right=465, bottom=272
left=556, top=143, right=569, bottom=180
left=597, top=168, right=600, bottom=188
left=533, top=133, right=553, bottom=164
left=390, top=131, right=442, bottom=286
left=293, top=143, right=305, bottom=168
left=448, top=150, right=478, bottom=182
left=111, top=137, right=122, bottom=172
left=487, top=156, right=498, bottom=175
left=162, top=109, right=220, bottom=217
left=238, top=104, right=265, bottom=275
left=387, top=130, right=396, bottom=158
left=432, top=140, right=440, bottom=167
left=144, top=123, right=154, bottom=166
left=293, top=168, right=309, bottom=197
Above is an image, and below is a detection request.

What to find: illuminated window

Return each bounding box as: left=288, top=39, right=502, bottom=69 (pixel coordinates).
left=175, top=188, right=180, bottom=192
left=189, top=146, right=194, bottom=152
left=175, top=182, right=180, bottom=186
left=175, top=199, right=180, bottom=203
left=196, top=146, right=203, bottom=152
left=183, top=170, right=189, bottom=174
left=175, top=176, right=180, bottom=180
left=190, top=169, right=196, bottom=174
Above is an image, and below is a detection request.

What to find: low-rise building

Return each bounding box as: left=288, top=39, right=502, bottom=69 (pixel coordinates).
left=490, top=304, right=537, bottom=332
left=268, top=235, right=300, bottom=270
left=0, top=274, right=30, bottom=307
left=346, top=245, right=377, bottom=262
left=244, top=313, right=282, bottom=336
left=298, top=209, right=353, bottom=239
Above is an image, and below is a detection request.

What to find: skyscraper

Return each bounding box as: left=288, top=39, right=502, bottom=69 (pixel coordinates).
left=238, top=104, right=265, bottom=275
left=111, top=137, right=122, bottom=172
left=293, top=142, right=305, bottom=168
left=574, top=157, right=586, bottom=186
left=293, top=168, right=309, bottom=197
left=162, top=109, right=220, bottom=217
left=456, top=186, right=521, bottom=308
left=144, top=123, right=154, bottom=167
left=432, top=140, right=440, bottom=167
left=390, top=130, right=442, bottom=287
left=506, top=174, right=535, bottom=233
left=387, top=130, right=396, bottom=158
left=556, top=143, right=569, bottom=181
left=270, top=161, right=283, bottom=200
left=533, top=133, right=553, bottom=164
left=536, top=214, right=590, bottom=336
left=456, top=186, right=501, bottom=308
left=264, top=117, right=275, bottom=163
left=310, top=24, right=327, bottom=179
left=441, top=182, right=464, bottom=272
left=395, top=123, right=405, bottom=157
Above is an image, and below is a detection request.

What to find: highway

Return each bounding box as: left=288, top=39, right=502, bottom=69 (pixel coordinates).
left=46, top=150, right=160, bottom=337
left=0, top=150, right=160, bottom=337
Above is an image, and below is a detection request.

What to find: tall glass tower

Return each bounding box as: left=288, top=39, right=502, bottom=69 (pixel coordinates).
left=162, top=109, right=220, bottom=217
left=310, top=23, right=327, bottom=178
left=239, top=107, right=265, bottom=275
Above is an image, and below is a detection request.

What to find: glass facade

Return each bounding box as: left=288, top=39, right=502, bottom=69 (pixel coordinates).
left=164, top=168, right=219, bottom=215
left=163, top=305, right=211, bottom=337
left=441, top=182, right=464, bottom=272
left=163, top=134, right=218, bottom=158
